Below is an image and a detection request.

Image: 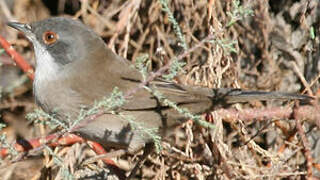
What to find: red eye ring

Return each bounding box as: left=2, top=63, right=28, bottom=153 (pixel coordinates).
left=42, top=31, right=58, bottom=45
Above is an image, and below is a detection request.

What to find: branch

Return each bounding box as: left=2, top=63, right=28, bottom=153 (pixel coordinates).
left=0, top=35, right=34, bottom=80
left=213, top=105, right=320, bottom=124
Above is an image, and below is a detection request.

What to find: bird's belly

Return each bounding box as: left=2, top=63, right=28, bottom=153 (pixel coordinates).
left=33, top=80, right=83, bottom=120
left=74, top=110, right=165, bottom=152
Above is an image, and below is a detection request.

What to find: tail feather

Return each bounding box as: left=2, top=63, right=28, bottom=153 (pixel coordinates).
left=211, top=88, right=313, bottom=103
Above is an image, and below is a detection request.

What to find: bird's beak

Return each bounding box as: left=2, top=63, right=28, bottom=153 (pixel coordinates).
left=7, top=22, right=33, bottom=38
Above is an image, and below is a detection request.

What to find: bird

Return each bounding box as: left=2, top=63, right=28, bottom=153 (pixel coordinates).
left=7, top=17, right=311, bottom=173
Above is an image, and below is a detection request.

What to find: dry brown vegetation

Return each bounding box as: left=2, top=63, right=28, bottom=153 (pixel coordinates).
left=0, top=0, right=320, bottom=179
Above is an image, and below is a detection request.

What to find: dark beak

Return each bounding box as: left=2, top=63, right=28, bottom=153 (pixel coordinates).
left=7, top=22, right=32, bottom=34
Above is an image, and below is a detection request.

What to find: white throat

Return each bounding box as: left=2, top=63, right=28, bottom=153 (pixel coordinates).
left=33, top=41, right=61, bottom=87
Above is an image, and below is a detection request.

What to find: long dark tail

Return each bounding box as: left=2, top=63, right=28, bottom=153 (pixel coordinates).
left=211, top=88, right=313, bottom=103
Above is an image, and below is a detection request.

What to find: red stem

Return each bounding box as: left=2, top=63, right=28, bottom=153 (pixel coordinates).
left=0, top=34, right=34, bottom=80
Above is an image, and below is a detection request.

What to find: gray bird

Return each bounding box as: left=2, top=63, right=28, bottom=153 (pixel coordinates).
left=7, top=17, right=310, bottom=161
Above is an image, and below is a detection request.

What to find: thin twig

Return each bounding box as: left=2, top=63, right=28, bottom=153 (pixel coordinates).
left=293, top=103, right=313, bottom=178
left=291, top=61, right=313, bottom=96
left=0, top=35, right=34, bottom=80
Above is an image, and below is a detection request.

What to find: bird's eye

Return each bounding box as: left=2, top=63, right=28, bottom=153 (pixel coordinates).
left=42, top=31, right=58, bottom=45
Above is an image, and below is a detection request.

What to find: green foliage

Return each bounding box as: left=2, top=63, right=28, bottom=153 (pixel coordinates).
left=44, top=146, right=74, bottom=180
left=159, top=0, right=188, bottom=51
left=0, top=123, right=18, bottom=157
left=162, top=58, right=186, bottom=80
left=0, top=49, right=5, bottom=66
left=134, top=54, right=151, bottom=81
left=119, top=113, right=162, bottom=153
left=28, top=87, right=126, bottom=131
left=208, top=39, right=238, bottom=54
left=72, top=87, right=125, bottom=129
left=227, top=0, right=254, bottom=27
left=217, top=39, right=238, bottom=54
left=27, top=109, right=68, bottom=130
left=145, top=87, right=215, bottom=129
left=310, top=26, right=315, bottom=39
left=0, top=49, right=5, bottom=55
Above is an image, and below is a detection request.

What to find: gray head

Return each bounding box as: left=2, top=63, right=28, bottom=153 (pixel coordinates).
left=7, top=17, right=106, bottom=81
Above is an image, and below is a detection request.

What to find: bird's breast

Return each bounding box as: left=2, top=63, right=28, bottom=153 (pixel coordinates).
left=33, top=77, right=83, bottom=120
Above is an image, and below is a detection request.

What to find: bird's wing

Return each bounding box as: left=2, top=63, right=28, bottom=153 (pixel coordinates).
left=66, top=47, right=311, bottom=114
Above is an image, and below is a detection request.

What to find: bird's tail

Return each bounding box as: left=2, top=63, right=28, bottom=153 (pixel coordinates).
left=211, top=88, right=313, bottom=103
